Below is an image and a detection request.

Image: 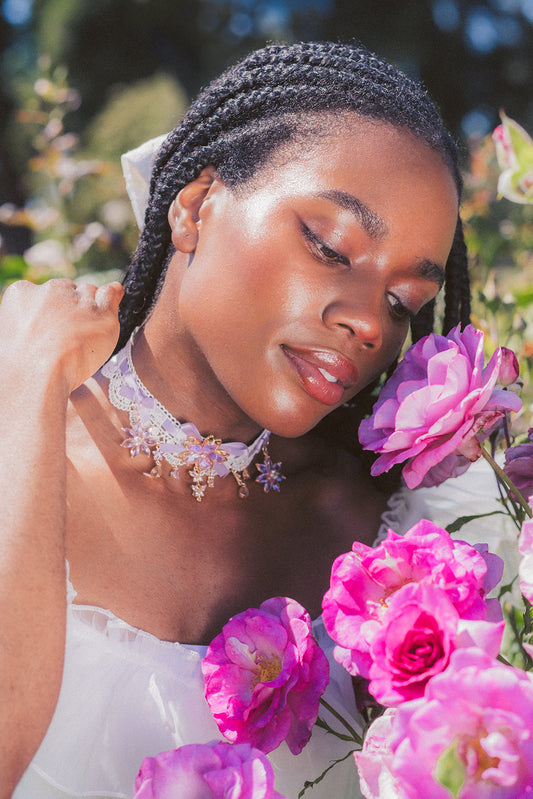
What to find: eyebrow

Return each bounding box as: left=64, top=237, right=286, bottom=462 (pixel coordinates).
left=315, top=188, right=446, bottom=288
left=314, top=189, right=388, bottom=240
left=416, top=258, right=445, bottom=288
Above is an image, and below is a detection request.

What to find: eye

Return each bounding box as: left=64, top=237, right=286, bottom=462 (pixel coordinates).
left=387, top=293, right=413, bottom=322
left=301, top=223, right=350, bottom=266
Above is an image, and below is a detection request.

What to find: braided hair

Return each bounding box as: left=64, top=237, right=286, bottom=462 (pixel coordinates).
left=118, top=40, right=469, bottom=351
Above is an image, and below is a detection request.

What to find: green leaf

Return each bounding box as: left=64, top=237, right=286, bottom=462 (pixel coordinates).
left=0, top=254, right=30, bottom=283
left=445, top=510, right=505, bottom=534
left=498, top=576, right=518, bottom=599
left=435, top=740, right=466, bottom=798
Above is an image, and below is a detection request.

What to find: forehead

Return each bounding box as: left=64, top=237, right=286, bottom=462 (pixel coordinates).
left=240, top=114, right=458, bottom=206
left=237, top=115, right=459, bottom=220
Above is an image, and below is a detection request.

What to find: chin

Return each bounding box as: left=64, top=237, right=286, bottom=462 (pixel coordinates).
left=262, top=410, right=334, bottom=440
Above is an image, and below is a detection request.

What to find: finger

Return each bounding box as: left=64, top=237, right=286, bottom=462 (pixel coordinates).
left=75, top=283, right=99, bottom=301
left=95, top=282, right=124, bottom=313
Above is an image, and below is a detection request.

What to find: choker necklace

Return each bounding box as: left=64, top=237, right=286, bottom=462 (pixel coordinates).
left=101, top=334, right=285, bottom=502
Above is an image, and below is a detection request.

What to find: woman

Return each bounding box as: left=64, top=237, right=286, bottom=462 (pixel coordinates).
left=1, top=42, right=468, bottom=798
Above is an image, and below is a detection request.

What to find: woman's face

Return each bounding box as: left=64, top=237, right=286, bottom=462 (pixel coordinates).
left=171, top=118, right=459, bottom=438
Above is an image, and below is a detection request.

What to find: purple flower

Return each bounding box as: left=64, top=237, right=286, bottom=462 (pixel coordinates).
left=133, top=741, right=287, bottom=799
left=255, top=456, right=285, bottom=493
left=121, top=420, right=158, bottom=457
left=182, top=435, right=228, bottom=470
left=202, top=597, right=329, bottom=755
left=322, top=519, right=503, bottom=681
left=504, top=428, right=533, bottom=501
left=359, top=325, right=522, bottom=489
left=389, top=648, right=533, bottom=798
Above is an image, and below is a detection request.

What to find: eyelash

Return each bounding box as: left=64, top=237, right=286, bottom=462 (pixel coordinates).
left=387, top=293, right=414, bottom=323
left=301, top=224, right=350, bottom=266
left=301, top=222, right=415, bottom=323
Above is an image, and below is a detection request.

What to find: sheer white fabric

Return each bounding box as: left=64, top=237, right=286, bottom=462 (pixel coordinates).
left=378, top=457, right=519, bottom=591
left=13, top=578, right=362, bottom=799
left=13, top=458, right=516, bottom=799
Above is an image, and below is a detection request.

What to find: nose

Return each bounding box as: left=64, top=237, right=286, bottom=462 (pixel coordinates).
left=322, top=299, right=383, bottom=350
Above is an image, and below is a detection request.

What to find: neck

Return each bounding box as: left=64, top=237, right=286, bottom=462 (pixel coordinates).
left=132, top=324, right=263, bottom=444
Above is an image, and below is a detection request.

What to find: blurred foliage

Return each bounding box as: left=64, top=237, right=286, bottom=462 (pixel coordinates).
left=0, top=62, right=187, bottom=282
left=461, top=131, right=533, bottom=419
left=22, top=0, right=533, bottom=137
left=85, top=73, right=187, bottom=161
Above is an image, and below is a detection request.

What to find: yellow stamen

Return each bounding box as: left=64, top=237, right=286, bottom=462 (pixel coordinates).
left=252, top=653, right=282, bottom=686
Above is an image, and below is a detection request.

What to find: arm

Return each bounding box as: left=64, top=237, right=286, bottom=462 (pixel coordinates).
left=0, top=279, right=123, bottom=797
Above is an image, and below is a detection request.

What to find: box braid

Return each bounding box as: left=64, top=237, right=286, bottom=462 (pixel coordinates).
left=117, top=40, right=470, bottom=353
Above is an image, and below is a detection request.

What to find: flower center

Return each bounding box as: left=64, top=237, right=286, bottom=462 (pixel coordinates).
left=459, top=731, right=501, bottom=782
left=252, top=653, right=282, bottom=686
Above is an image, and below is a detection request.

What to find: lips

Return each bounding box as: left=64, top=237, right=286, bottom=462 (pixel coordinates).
left=281, top=345, right=359, bottom=406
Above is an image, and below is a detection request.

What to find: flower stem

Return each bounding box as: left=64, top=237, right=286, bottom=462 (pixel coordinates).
left=480, top=445, right=532, bottom=519
left=319, top=697, right=363, bottom=745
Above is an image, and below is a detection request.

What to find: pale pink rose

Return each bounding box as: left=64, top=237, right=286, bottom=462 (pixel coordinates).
left=519, top=515, right=533, bottom=603
left=498, top=347, right=520, bottom=387
left=389, top=648, right=533, bottom=798
left=493, top=112, right=533, bottom=204
left=359, top=325, right=522, bottom=488
left=133, top=741, right=287, bottom=799
left=201, top=597, right=329, bottom=755
left=322, top=519, right=503, bottom=679
left=367, top=583, right=503, bottom=705
left=354, top=710, right=405, bottom=799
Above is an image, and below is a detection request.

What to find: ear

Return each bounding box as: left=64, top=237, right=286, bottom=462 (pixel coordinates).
left=168, top=166, right=217, bottom=252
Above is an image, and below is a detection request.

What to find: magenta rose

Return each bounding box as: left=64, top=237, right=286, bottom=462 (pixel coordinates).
left=504, top=428, right=533, bottom=502
left=201, top=597, right=329, bottom=755
left=133, top=741, right=287, bottom=799
left=358, top=325, right=522, bottom=488
left=367, top=582, right=502, bottom=705
left=322, top=519, right=503, bottom=679
left=389, top=648, right=533, bottom=798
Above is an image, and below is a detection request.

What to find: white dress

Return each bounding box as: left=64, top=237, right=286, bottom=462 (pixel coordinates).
left=13, top=459, right=515, bottom=799
left=12, top=584, right=362, bottom=799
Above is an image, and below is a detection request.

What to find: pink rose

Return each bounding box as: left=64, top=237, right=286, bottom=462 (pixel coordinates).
left=358, top=325, right=522, bottom=488
left=389, top=648, right=533, bottom=798
left=322, top=519, right=503, bottom=680
left=519, top=515, right=533, bottom=603
left=201, top=597, right=329, bottom=755
left=133, top=741, right=287, bottom=799
left=498, top=347, right=520, bottom=387
left=354, top=710, right=404, bottom=799
left=367, top=583, right=502, bottom=705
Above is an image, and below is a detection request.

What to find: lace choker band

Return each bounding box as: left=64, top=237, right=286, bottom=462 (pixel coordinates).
left=101, top=335, right=285, bottom=502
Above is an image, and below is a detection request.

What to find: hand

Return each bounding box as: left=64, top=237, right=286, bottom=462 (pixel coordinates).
left=0, top=279, right=124, bottom=392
